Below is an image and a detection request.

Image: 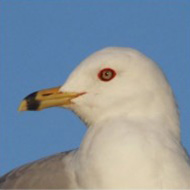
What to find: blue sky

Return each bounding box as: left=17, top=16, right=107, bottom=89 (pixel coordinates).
left=0, top=0, right=190, bottom=175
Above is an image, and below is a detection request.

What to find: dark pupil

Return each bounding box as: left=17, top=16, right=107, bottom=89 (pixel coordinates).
left=103, top=70, right=112, bottom=79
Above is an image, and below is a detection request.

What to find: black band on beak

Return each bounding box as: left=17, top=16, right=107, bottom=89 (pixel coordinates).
left=24, top=92, right=40, bottom=111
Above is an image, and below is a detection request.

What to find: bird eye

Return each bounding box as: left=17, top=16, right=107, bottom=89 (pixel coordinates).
left=98, top=68, right=116, bottom=82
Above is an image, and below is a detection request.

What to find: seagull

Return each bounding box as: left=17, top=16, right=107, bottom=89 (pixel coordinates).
left=0, top=47, right=190, bottom=189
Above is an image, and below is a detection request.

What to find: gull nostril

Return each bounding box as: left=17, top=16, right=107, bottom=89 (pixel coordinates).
left=42, top=93, right=52, bottom=96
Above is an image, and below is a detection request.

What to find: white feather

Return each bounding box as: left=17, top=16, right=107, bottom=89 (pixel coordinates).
left=1, top=47, right=189, bottom=189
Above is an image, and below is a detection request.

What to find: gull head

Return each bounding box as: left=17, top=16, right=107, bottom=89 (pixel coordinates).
left=19, top=47, right=179, bottom=136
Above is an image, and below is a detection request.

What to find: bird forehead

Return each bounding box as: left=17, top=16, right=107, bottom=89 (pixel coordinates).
left=77, top=47, right=150, bottom=73
left=77, top=55, right=130, bottom=75
left=82, top=50, right=131, bottom=66
left=61, top=48, right=155, bottom=92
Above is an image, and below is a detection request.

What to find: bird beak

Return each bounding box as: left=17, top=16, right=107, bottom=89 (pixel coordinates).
left=18, top=86, right=85, bottom=111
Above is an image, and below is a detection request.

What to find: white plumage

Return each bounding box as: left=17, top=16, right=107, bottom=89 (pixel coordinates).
left=1, top=47, right=190, bottom=189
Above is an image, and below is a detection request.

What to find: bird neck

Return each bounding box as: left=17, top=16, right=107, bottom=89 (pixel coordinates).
left=88, top=107, right=180, bottom=140
left=78, top=117, right=181, bottom=159
left=74, top=118, right=183, bottom=188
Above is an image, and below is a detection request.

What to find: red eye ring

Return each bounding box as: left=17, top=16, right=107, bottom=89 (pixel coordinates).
left=98, top=68, right=116, bottom=82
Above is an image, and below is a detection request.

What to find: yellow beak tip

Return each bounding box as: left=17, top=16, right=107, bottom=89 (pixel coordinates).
left=18, top=101, right=27, bottom=111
